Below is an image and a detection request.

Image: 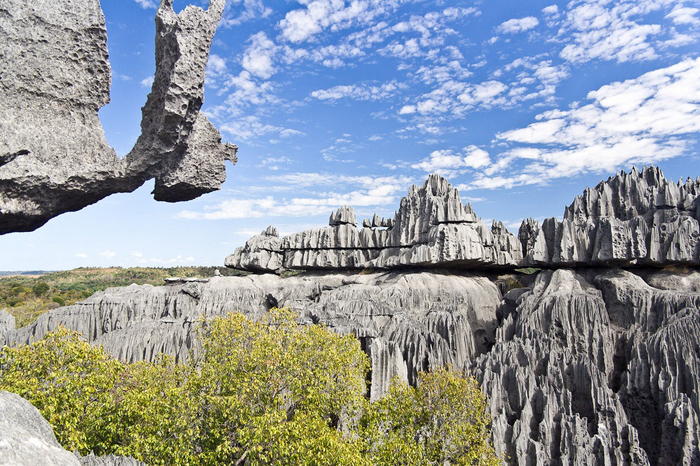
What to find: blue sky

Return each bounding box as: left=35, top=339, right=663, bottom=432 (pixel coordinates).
left=2, top=0, right=700, bottom=270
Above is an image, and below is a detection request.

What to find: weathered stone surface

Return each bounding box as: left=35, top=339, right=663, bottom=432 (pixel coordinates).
left=0, top=0, right=236, bottom=234
left=77, top=453, right=145, bottom=466
left=473, top=267, right=700, bottom=465
left=227, top=174, right=523, bottom=272
left=0, top=309, right=14, bottom=334
left=0, top=390, right=81, bottom=466
left=2, top=271, right=502, bottom=402
left=519, top=166, right=700, bottom=267
left=0, top=390, right=145, bottom=466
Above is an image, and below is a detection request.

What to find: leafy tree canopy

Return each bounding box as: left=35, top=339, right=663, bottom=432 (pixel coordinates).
left=0, top=309, right=499, bottom=465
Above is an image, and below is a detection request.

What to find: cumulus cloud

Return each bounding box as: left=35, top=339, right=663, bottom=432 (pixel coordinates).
left=411, top=146, right=491, bottom=176
left=242, top=32, right=278, bottom=79
left=221, top=0, right=273, bottom=26
left=311, top=80, right=406, bottom=101
left=496, top=16, right=539, bottom=34
left=75, top=253, right=88, bottom=258
left=177, top=174, right=414, bottom=220
left=100, top=251, right=117, bottom=258
left=134, top=0, right=156, bottom=9
left=140, top=76, right=154, bottom=88
left=219, top=115, right=304, bottom=141
left=555, top=0, right=696, bottom=64
left=666, top=7, right=700, bottom=26
left=466, top=58, right=700, bottom=189
left=279, top=0, right=399, bottom=43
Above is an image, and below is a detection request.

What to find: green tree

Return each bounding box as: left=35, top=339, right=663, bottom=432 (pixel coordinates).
left=362, top=367, right=500, bottom=466
left=0, top=311, right=500, bottom=466
left=0, top=327, right=124, bottom=454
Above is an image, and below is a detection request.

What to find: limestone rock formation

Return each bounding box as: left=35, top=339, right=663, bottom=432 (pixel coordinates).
left=2, top=271, right=502, bottom=402
left=3, top=167, right=700, bottom=465
left=0, top=0, right=237, bottom=234
left=226, top=174, right=523, bottom=272
left=473, top=267, right=700, bottom=465
left=0, top=390, right=81, bottom=466
left=519, top=166, right=700, bottom=267
left=0, top=309, right=14, bottom=335
left=77, top=453, right=145, bottom=466
left=0, top=390, right=144, bottom=466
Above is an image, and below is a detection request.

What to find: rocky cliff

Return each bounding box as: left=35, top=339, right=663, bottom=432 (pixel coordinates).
left=226, top=174, right=523, bottom=272
left=0, top=0, right=237, bottom=234
left=228, top=168, right=700, bottom=274
left=2, top=167, right=700, bottom=465
left=519, top=166, right=700, bottom=267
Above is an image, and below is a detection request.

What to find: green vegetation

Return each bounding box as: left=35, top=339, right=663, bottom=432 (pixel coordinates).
left=0, top=267, right=245, bottom=328
left=0, top=309, right=499, bottom=466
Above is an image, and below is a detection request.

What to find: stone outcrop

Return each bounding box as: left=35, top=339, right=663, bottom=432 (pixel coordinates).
left=0, top=309, right=14, bottom=334
left=2, top=271, right=502, bottom=402
left=519, top=166, right=700, bottom=267
left=229, top=167, right=700, bottom=273
left=2, top=167, right=700, bottom=465
left=473, top=267, right=700, bottom=465
left=226, top=174, right=523, bottom=272
left=0, top=390, right=144, bottom=466
left=0, top=0, right=237, bottom=234
left=0, top=390, right=81, bottom=466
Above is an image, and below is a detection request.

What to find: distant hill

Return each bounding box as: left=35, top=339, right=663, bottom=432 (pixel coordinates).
left=0, top=266, right=246, bottom=328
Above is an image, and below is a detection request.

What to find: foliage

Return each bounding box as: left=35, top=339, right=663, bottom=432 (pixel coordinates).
left=0, top=310, right=499, bottom=465
left=362, top=368, right=500, bottom=466
left=0, top=328, right=124, bottom=454
left=0, top=266, right=246, bottom=328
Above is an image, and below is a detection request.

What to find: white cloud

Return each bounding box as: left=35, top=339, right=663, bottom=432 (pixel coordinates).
left=177, top=174, right=414, bottom=220
left=311, top=80, right=406, bottom=101
left=140, top=76, right=154, bottom=88
left=100, top=251, right=117, bottom=258
left=134, top=0, right=156, bottom=9
left=221, top=0, right=273, bottom=26
left=666, top=7, right=700, bottom=26
left=279, top=0, right=399, bottom=43
left=242, top=32, right=278, bottom=79
left=75, top=253, right=88, bottom=258
left=468, top=58, right=700, bottom=189
left=206, top=54, right=227, bottom=77
left=496, top=16, right=539, bottom=34
left=219, top=116, right=304, bottom=141
left=542, top=5, right=559, bottom=16
left=555, top=0, right=697, bottom=64
left=411, top=146, right=491, bottom=176
left=132, top=251, right=143, bottom=258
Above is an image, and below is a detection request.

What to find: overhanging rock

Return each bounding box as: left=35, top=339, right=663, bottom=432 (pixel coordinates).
left=0, top=0, right=237, bottom=234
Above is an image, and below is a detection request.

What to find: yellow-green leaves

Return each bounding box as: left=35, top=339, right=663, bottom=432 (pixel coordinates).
left=361, top=367, right=501, bottom=466
left=0, top=327, right=123, bottom=454
left=0, top=310, right=500, bottom=465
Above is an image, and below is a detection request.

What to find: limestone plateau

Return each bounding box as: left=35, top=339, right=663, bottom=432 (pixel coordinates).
left=0, top=0, right=237, bottom=234
left=228, top=166, right=700, bottom=272
left=2, top=166, right=699, bottom=465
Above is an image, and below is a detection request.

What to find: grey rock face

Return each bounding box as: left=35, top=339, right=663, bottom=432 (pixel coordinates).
left=473, top=267, right=700, bottom=465
left=519, top=166, right=700, bottom=267
left=0, top=309, right=14, bottom=335
left=0, top=391, right=145, bottom=466
left=0, top=390, right=81, bottom=466
left=3, top=271, right=502, bottom=402
left=227, top=174, right=523, bottom=272
left=0, top=0, right=236, bottom=234
left=77, top=453, right=145, bottom=466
